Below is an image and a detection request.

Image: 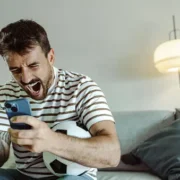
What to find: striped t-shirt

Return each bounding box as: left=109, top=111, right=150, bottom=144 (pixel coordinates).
left=0, top=67, right=114, bottom=179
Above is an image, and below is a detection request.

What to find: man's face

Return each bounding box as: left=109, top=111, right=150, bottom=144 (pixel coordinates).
left=6, top=46, right=55, bottom=100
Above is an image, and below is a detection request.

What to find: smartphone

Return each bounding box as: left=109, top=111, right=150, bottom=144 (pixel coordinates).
left=4, top=98, right=32, bottom=130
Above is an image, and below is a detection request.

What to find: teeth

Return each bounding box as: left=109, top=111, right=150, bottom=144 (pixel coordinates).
left=29, top=81, right=39, bottom=87
left=26, top=81, right=40, bottom=91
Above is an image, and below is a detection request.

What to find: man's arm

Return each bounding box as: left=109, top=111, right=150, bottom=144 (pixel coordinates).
left=0, top=131, right=11, bottom=167
left=48, top=120, right=120, bottom=168
left=9, top=116, right=121, bottom=169
left=48, top=76, right=121, bottom=168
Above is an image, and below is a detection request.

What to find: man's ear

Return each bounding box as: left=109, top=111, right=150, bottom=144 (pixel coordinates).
left=47, top=49, right=55, bottom=65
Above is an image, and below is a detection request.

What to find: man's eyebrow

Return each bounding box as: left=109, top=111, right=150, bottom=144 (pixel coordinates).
left=9, top=67, right=19, bottom=71
left=9, top=62, right=40, bottom=71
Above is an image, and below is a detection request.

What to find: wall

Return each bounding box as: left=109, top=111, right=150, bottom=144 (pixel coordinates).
left=0, top=0, right=180, bottom=111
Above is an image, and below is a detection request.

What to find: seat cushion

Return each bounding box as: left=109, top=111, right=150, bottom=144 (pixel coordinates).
left=97, top=171, right=160, bottom=180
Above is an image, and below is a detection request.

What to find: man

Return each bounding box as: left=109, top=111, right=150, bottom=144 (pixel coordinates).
left=0, top=19, right=120, bottom=180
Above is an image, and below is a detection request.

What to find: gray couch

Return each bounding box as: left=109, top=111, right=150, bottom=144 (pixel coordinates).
left=97, top=110, right=175, bottom=180
left=3, top=110, right=175, bottom=179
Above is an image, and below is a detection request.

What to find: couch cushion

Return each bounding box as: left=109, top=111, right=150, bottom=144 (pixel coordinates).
left=175, top=108, right=180, bottom=119
left=113, top=110, right=175, bottom=155
left=97, top=171, right=160, bottom=180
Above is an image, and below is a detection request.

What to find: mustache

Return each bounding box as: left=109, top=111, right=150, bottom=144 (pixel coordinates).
left=20, top=79, right=40, bottom=86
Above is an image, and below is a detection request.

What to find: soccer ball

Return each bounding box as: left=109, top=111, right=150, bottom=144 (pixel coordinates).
left=43, top=121, right=91, bottom=177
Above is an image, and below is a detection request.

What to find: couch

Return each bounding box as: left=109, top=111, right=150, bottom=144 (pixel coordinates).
left=3, top=110, right=175, bottom=179
left=97, top=110, right=175, bottom=180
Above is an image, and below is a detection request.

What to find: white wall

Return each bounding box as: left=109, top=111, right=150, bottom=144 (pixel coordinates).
left=0, top=0, right=180, bottom=111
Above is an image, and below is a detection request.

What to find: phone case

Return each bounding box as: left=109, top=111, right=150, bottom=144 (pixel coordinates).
left=4, top=98, right=32, bottom=130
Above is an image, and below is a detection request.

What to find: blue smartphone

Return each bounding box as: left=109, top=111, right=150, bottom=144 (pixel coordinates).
left=4, top=98, right=32, bottom=130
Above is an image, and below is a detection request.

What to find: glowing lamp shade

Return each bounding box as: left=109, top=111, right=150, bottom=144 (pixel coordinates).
left=154, top=39, right=180, bottom=73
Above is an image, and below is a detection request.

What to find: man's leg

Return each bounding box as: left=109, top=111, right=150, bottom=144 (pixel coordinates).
left=0, top=168, right=27, bottom=180
left=57, top=174, right=94, bottom=180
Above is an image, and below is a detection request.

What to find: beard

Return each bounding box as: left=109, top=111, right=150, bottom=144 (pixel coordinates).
left=40, top=67, right=54, bottom=99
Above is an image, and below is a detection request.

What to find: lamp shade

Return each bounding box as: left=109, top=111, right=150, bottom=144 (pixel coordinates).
left=154, top=39, right=180, bottom=73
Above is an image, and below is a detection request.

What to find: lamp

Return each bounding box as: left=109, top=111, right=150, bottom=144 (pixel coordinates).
left=154, top=16, right=180, bottom=75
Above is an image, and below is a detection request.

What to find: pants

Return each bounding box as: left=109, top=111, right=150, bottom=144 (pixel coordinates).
left=0, top=168, right=93, bottom=180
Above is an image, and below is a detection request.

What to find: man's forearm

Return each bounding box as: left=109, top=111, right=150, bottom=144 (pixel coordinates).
left=0, top=131, right=11, bottom=167
left=47, top=131, right=120, bottom=168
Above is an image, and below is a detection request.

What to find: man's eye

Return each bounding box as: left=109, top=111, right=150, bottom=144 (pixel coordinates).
left=30, top=64, right=39, bottom=68
left=11, top=69, right=21, bottom=74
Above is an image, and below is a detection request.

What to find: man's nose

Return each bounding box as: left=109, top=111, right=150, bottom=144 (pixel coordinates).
left=21, top=69, right=32, bottom=84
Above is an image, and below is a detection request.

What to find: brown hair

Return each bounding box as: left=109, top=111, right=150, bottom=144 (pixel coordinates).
left=0, top=19, right=51, bottom=58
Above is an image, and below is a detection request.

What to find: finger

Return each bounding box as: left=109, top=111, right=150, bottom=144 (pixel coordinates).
left=22, top=145, right=32, bottom=151
left=8, top=128, right=19, bottom=138
left=11, top=137, right=33, bottom=146
left=9, top=128, right=37, bottom=139
left=10, top=116, right=41, bottom=129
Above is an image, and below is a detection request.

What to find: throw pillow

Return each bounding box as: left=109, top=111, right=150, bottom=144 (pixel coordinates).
left=131, top=119, right=180, bottom=180
left=175, top=108, right=180, bottom=119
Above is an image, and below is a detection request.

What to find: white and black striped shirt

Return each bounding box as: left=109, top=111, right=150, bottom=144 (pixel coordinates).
left=0, top=67, right=114, bottom=179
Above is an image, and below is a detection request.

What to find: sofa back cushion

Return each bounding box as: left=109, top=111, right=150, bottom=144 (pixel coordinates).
left=113, top=110, right=175, bottom=155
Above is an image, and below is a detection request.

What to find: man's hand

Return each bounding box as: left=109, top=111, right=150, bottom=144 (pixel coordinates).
left=8, top=116, right=53, bottom=153
left=8, top=116, right=120, bottom=168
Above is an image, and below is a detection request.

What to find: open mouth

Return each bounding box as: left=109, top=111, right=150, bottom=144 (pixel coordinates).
left=26, top=81, right=41, bottom=96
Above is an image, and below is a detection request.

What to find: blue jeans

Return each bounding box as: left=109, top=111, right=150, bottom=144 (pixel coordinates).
left=0, top=168, right=93, bottom=180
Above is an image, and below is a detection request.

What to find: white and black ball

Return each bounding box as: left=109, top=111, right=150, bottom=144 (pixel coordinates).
left=43, top=121, right=91, bottom=177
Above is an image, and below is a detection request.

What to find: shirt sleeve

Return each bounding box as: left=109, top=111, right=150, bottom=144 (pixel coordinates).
left=0, top=86, right=11, bottom=146
left=0, top=87, right=10, bottom=132
left=75, top=76, right=114, bottom=130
